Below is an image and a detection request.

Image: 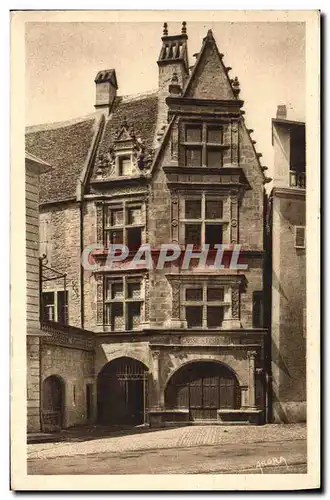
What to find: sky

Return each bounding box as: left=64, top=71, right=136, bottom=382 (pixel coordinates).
left=25, top=21, right=305, bottom=175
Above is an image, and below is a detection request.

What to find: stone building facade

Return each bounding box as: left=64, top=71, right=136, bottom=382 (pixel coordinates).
left=26, top=24, right=271, bottom=428
left=26, top=152, right=52, bottom=432
left=25, top=152, right=95, bottom=433
left=268, top=106, right=306, bottom=423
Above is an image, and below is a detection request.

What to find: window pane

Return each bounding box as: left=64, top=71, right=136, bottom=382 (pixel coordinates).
left=185, top=224, right=201, bottom=246
left=111, top=303, right=124, bottom=330
left=111, top=209, right=123, bottom=227
left=207, top=306, right=224, bottom=327
left=127, top=227, right=142, bottom=250
left=42, top=292, right=55, bottom=321
left=206, top=200, right=223, bottom=219
left=207, top=148, right=223, bottom=168
left=186, top=306, right=203, bottom=327
left=185, top=199, right=201, bottom=219
left=127, top=281, right=141, bottom=299
left=207, top=288, right=224, bottom=302
left=111, top=282, right=123, bottom=299
left=57, top=290, right=68, bottom=325
left=186, top=288, right=203, bottom=301
left=185, top=147, right=202, bottom=167
left=127, top=207, right=142, bottom=225
left=110, top=230, right=123, bottom=245
left=207, top=127, right=223, bottom=144
left=127, top=303, right=141, bottom=330
left=205, top=224, right=223, bottom=245
left=186, top=125, right=202, bottom=142
left=119, top=157, right=132, bottom=176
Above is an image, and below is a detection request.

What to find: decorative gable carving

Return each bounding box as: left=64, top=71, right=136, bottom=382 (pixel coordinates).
left=94, top=117, right=154, bottom=179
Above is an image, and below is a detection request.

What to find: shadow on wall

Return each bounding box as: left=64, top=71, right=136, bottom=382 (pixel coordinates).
left=271, top=339, right=292, bottom=379
left=272, top=270, right=288, bottom=301
left=272, top=392, right=307, bottom=423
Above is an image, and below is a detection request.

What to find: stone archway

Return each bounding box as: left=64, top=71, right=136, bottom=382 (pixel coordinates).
left=41, top=375, right=65, bottom=432
left=97, top=357, right=149, bottom=426
left=164, top=361, right=240, bottom=421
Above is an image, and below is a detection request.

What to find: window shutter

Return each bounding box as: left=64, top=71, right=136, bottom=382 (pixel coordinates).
left=294, top=226, right=306, bottom=248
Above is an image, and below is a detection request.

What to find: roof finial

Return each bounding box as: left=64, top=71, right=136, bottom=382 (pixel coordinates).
left=203, top=29, right=214, bottom=43
left=181, top=21, right=187, bottom=35
left=163, top=22, right=168, bottom=36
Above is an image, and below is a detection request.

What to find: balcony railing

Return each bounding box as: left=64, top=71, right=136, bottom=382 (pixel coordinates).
left=289, top=170, right=306, bottom=188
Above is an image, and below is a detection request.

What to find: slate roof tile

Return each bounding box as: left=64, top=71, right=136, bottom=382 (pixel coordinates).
left=26, top=116, right=100, bottom=204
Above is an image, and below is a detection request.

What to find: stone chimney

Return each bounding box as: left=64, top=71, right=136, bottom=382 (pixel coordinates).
left=276, top=104, right=287, bottom=120
left=155, top=22, right=189, bottom=142
left=94, top=69, right=118, bottom=114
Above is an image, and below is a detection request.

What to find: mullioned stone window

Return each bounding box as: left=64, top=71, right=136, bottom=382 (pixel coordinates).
left=104, top=275, right=144, bottom=331
left=103, top=202, right=145, bottom=251
left=181, top=283, right=231, bottom=329
left=178, top=193, right=230, bottom=247
left=181, top=122, right=230, bottom=168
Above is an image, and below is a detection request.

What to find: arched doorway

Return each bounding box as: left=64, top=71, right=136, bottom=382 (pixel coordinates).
left=42, top=375, right=65, bottom=432
left=97, top=357, right=148, bottom=426
left=165, top=361, right=240, bottom=421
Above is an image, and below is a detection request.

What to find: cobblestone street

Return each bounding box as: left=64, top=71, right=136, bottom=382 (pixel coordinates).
left=28, top=424, right=307, bottom=475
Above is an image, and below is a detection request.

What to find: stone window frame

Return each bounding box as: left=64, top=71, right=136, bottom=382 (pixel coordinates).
left=181, top=282, right=231, bottom=329
left=103, top=199, right=146, bottom=249
left=168, top=275, right=245, bottom=329
left=178, top=191, right=231, bottom=246
left=180, top=121, right=230, bottom=168
left=103, top=273, right=146, bottom=332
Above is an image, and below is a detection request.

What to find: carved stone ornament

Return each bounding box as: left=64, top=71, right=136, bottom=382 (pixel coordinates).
left=144, top=275, right=150, bottom=322
left=171, top=280, right=181, bottom=320
left=231, top=286, right=240, bottom=319
left=95, top=148, right=116, bottom=177
left=231, top=76, right=241, bottom=97
left=133, top=141, right=154, bottom=171
left=96, top=274, right=104, bottom=326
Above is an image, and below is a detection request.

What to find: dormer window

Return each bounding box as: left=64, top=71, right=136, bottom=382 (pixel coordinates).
left=119, top=155, right=132, bottom=176
left=183, top=123, right=227, bottom=168
left=94, top=118, right=154, bottom=179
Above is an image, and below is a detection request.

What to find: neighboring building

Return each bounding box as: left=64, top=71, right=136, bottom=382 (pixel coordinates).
left=268, top=105, right=306, bottom=423
left=26, top=152, right=95, bottom=433
left=26, top=151, right=52, bottom=432
left=26, top=24, right=271, bottom=428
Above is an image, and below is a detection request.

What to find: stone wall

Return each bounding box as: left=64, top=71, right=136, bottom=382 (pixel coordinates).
left=272, top=192, right=306, bottom=422
left=41, top=342, right=95, bottom=427
left=26, top=164, right=41, bottom=432
left=39, top=203, right=81, bottom=328
left=27, top=336, right=41, bottom=432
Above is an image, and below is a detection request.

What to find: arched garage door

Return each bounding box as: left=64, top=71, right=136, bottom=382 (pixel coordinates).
left=97, top=357, right=148, bottom=426
left=165, top=361, right=240, bottom=420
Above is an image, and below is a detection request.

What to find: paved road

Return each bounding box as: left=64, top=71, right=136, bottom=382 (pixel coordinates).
left=28, top=424, right=307, bottom=475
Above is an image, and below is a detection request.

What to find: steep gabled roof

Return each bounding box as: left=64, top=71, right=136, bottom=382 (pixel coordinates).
left=183, top=29, right=237, bottom=101
left=25, top=114, right=103, bottom=204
